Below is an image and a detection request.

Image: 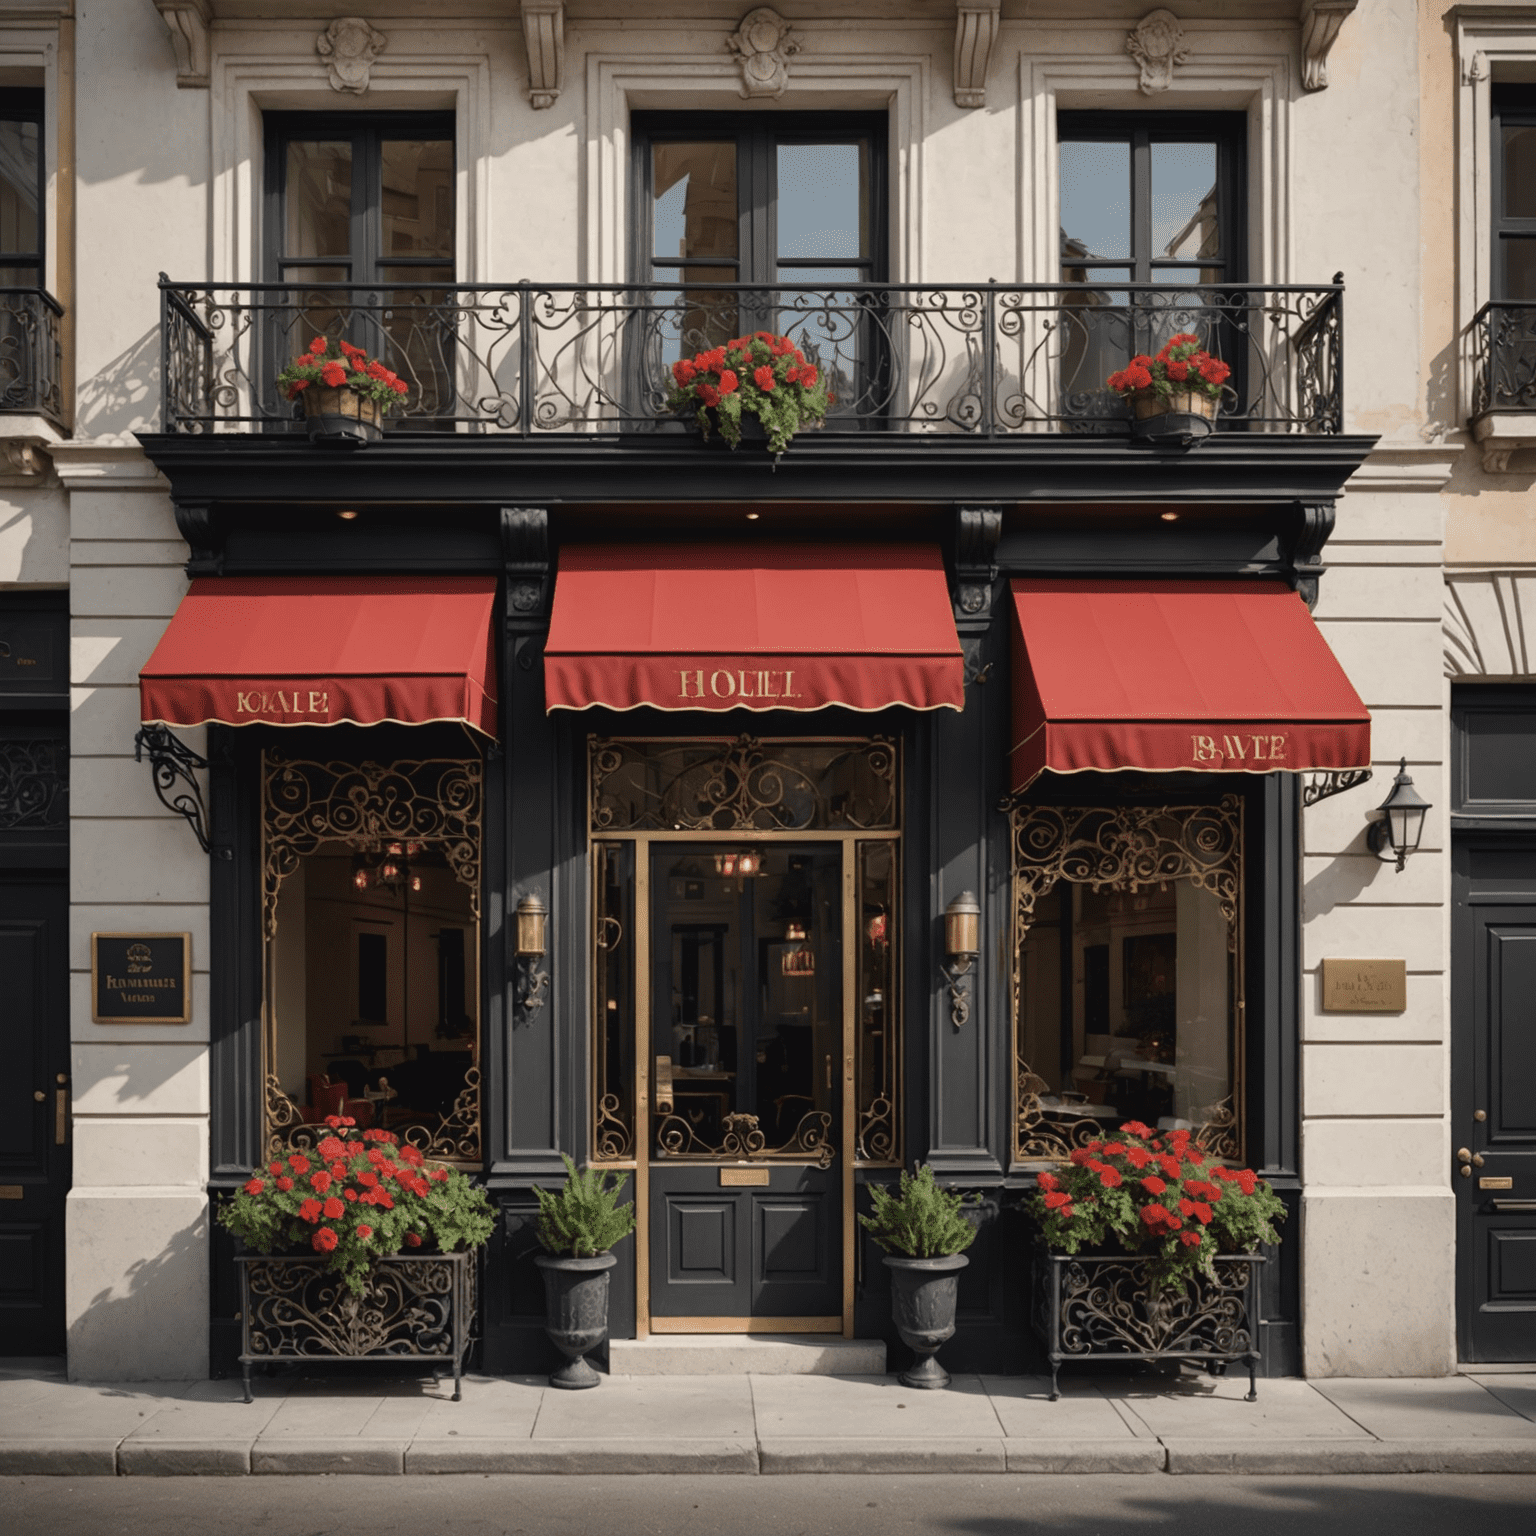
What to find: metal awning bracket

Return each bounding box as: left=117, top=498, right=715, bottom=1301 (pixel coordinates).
left=134, top=724, right=230, bottom=858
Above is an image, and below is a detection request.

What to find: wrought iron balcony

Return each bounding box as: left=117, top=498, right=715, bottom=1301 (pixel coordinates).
left=0, top=288, right=64, bottom=429
left=160, top=276, right=1343, bottom=441
left=1471, top=300, right=1536, bottom=415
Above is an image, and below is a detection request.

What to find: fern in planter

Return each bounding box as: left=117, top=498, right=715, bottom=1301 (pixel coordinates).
left=859, top=1165, right=978, bottom=1258
left=534, top=1155, right=636, bottom=1257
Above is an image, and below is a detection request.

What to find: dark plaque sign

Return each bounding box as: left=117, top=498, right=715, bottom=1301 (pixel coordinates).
left=91, top=933, right=191, bottom=1024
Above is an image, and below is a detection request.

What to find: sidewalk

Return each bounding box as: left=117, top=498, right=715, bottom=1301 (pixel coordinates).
left=2, top=1359, right=1534, bottom=1477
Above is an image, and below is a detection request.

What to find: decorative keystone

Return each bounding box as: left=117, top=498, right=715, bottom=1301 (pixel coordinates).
left=727, top=7, right=801, bottom=100
left=317, top=17, right=388, bottom=95
left=1127, top=9, right=1189, bottom=95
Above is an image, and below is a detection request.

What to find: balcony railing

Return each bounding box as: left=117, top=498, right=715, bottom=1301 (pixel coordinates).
left=160, top=277, right=1343, bottom=440
left=1471, top=300, right=1536, bottom=416
left=0, top=288, right=64, bottom=429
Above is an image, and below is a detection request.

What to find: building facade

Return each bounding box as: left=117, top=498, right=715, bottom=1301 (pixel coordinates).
left=0, top=0, right=1527, bottom=1382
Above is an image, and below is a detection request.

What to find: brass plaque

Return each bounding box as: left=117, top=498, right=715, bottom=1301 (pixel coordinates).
left=1320, top=958, right=1407, bottom=1013
left=91, top=933, right=192, bottom=1024
left=1480, top=1176, right=1514, bottom=1190
left=719, top=1167, right=770, bottom=1187
left=0, top=1186, right=21, bottom=1201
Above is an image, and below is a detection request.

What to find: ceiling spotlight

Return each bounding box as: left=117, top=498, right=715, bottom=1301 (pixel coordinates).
left=1160, top=511, right=1179, bottom=522
left=745, top=512, right=760, bottom=521
left=337, top=509, right=359, bottom=521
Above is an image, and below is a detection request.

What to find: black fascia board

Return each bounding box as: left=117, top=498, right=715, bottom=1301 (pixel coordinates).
left=135, top=431, right=1379, bottom=508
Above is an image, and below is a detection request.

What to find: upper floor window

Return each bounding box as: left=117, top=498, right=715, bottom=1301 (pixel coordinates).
left=1493, top=88, right=1536, bottom=300
left=0, top=89, right=43, bottom=287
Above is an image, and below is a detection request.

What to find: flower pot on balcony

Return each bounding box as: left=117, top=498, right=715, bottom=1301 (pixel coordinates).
left=1128, top=387, right=1219, bottom=445
left=883, top=1253, right=969, bottom=1390
left=535, top=1251, right=617, bottom=1390
left=301, top=384, right=383, bottom=445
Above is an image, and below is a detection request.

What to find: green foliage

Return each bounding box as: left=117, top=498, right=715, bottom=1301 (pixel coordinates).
left=664, top=332, right=831, bottom=454
left=217, top=1119, right=496, bottom=1295
left=1025, top=1122, right=1286, bottom=1293
left=534, top=1155, right=637, bottom=1258
left=858, top=1165, right=978, bottom=1258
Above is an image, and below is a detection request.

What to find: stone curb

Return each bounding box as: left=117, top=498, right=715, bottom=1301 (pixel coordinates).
left=758, top=1438, right=1006, bottom=1474
left=119, top=1440, right=251, bottom=1476
left=1162, top=1438, right=1536, bottom=1475
left=0, top=1441, right=121, bottom=1476
left=406, top=1439, right=760, bottom=1474
left=1004, top=1439, right=1166, bottom=1474
left=251, top=1439, right=408, bottom=1475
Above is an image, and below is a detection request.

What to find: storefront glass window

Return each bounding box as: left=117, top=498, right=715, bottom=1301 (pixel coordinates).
left=1011, top=799, right=1242, bottom=1164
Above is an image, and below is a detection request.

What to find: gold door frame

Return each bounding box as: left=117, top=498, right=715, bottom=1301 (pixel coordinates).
left=586, top=734, right=903, bottom=1340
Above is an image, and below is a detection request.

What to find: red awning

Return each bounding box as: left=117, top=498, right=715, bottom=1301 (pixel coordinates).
left=1009, top=579, right=1370, bottom=792
left=139, top=576, right=498, bottom=735
left=544, top=544, right=965, bottom=714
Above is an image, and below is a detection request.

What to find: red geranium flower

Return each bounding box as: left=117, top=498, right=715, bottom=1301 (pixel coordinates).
left=1142, top=1175, right=1167, bottom=1196
left=312, top=1227, right=338, bottom=1253
left=799, top=365, right=818, bottom=388
left=345, top=1189, right=358, bottom=1202
left=405, top=1232, right=422, bottom=1247
left=1179, top=1231, right=1203, bottom=1248
left=1098, top=1166, right=1123, bottom=1188
left=1043, top=1190, right=1072, bottom=1210
left=268, top=1161, right=284, bottom=1177
left=697, top=383, right=720, bottom=408
left=308, top=336, right=328, bottom=355
left=719, top=370, right=739, bottom=395
left=357, top=1225, right=373, bottom=1240
left=1121, top=1121, right=1156, bottom=1139
left=275, top=1177, right=294, bottom=1193
left=754, top=365, right=776, bottom=391
left=322, top=1197, right=345, bottom=1219
left=298, top=1198, right=322, bottom=1224
left=288, top=1155, right=310, bottom=1175
left=321, top=362, right=347, bottom=387
left=243, top=1178, right=264, bottom=1196
left=1038, top=1171, right=1059, bottom=1192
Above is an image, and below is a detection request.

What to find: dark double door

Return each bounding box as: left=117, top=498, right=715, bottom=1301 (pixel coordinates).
left=647, top=842, right=844, bottom=1328
left=1453, top=838, right=1536, bottom=1361
left=0, top=874, right=69, bottom=1355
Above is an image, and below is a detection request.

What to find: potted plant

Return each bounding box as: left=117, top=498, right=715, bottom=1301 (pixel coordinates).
left=1025, top=1121, right=1287, bottom=1401
left=533, top=1155, right=637, bottom=1390
left=218, top=1115, right=496, bottom=1402
left=858, top=1165, right=977, bottom=1390
left=276, top=335, right=410, bottom=444
left=1106, top=332, right=1231, bottom=444
left=665, top=331, right=830, bottom=454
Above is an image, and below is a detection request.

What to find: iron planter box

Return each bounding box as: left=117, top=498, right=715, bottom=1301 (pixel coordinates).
left=235, top=1250, right=475, bottom=1403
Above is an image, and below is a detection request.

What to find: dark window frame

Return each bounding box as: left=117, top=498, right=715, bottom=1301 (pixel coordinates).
left=0, top=88, right=45, bottom=285
left=1056, top=110, right=1247, bottom=286
left=629, top=111, right=889, bottom=287
left=1491, top=88, right=1536, bottom=300
left=262, top=111, right=456, bottom=285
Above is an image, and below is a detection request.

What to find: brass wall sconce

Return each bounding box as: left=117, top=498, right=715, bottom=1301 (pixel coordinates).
left=1366, top=758, right=1431, bottom=873
left=515, top=893, right=549, bottom=1013
left=942, top=890, right=981, bottom=1030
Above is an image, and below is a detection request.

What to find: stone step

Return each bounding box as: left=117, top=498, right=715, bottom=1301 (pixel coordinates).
left=608, top=1334, right=887, bottom=1377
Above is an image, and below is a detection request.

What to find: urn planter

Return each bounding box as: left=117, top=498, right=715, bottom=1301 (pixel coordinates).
left=235, top=1251, right=474, bottom=1403
left=1128, top=387, right=1220, bottom=446
left=301, top=384, right=383, bottom=444
left=1031, top=1245, right=1265, bottom=1402
left=883, top=1253, right=969, bottom=1390
left=535, top=1250, right=617, bottom=1390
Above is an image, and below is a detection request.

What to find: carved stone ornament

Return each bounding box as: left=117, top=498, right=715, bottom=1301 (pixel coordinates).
left=1126, top=9, right=1190, bottom=96
left=153, top=0, right=211, bottom=89
left=727, top=7, right=801, bottom=100
left=1299, top=0, right=1358, bottom=93
left=317, top=17, right=388, bottom=96
left=522, top=0, right=565, bottom=110
left=954, top=1, right=1001, bottom=109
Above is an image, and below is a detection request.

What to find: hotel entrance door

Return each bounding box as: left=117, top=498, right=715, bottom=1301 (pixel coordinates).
left=647, top=843, right=844, bottom=1329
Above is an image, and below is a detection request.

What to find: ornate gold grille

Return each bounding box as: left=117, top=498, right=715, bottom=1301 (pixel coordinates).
left=1010, top=798, right=1243, bottom=1165
left=262, top=753, right=483, bottom=1164
left=589, top=735, right=898, bottom=833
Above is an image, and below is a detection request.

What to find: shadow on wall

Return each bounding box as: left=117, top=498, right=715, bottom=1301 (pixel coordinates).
left=1301, top=847, right=1383, bottom=922
left=66, top=1202, right=207, bottom=1383
left=76, top=327, right=161, bottom=441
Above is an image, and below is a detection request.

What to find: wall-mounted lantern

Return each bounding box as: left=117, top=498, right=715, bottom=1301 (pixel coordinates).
left=515, top=893, right=549, bottom=1012
left=1366, top=758, right=1431, bottom=873
left=941, top=890, right=981, bottom=1030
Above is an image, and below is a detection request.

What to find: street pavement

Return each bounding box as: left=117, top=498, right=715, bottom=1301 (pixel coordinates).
left=1, top=1357, right=1534, bottom=1477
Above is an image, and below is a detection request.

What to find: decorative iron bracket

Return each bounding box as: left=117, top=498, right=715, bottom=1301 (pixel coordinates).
left=1302, top=768, right=1373, bottom=808
left=517, top=955, right=550, bottom=1016
left=942, top=957, right=975, bottom=1030
left=134, top=724, right=228, bottom=858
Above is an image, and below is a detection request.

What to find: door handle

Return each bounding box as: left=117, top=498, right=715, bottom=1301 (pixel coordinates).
left=654, top=1055, right=674, bottom=1115
left=1491, top=1200, right=1536, bottom=1212
left=54, top=1074, right=68, bottom=1146
left=1456, top=1148, right=1485, bottom=1169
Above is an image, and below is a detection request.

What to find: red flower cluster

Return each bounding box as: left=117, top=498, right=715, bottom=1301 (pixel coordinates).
left=1106, top=333, right=1230, bottom=401
left=664, top=330, right=830, bottom=452
left=276, top=337, right=410, bottom=406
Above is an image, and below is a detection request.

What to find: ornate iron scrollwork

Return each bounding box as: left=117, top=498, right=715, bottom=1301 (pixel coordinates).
left=0, top=736, right=67, bottom=831
left=1011, top=799, right=1243, bottom=1165
left=590, top=735, right=898, bottom=834
left=134, top=725, right=225, bottom=856
left=654, top=1109, right=835, bottom=1169
left=261, top=753, right=483, bottom=1163
left=1302, top=768, right=1372, bottom=807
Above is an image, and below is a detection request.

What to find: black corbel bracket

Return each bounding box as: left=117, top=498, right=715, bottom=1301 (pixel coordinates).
left=1302, top=768, right=1373, bottom=807
left=942, top=957, right=975, bottom=1030
left=134, top=724, right=230, bottom=858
